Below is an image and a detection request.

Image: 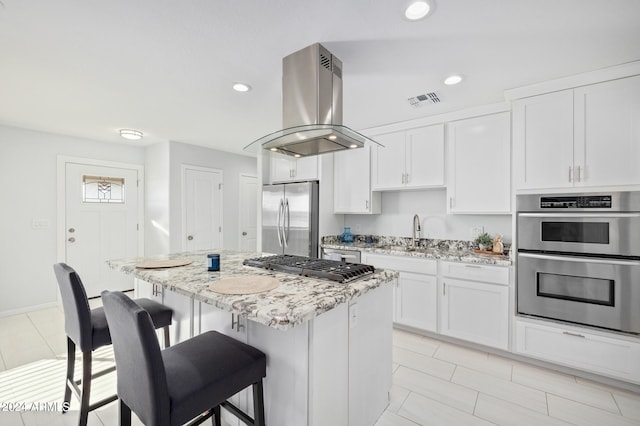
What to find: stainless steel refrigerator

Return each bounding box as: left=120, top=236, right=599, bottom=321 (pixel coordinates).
left=262, top=181, right=319, bottom=257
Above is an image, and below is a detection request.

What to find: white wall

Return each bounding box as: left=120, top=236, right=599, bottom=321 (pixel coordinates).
left=168, top=141, right=257, bottom=251
left=344, top=189, right=513, bottom=242
left=0, top=125, right=145, bottom=315
left=145, top=142, right=171, bottom=255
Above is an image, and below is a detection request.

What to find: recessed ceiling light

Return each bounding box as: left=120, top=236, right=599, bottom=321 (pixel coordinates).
left=349, top=144, right=358, bottom=149
left=294, top=154, right=302, bottom=158
left=328, top=135, right=337, bottom=140
left=404, top=1, right=431, bottom=20
left=119, top=129, right=143, bottom=140
left=232, top=82, right=251, bottom=92
left=444, top=74, right=463, bottom=85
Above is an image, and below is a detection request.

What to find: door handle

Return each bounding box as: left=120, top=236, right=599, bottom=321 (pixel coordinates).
left=242, top=231, right=247, bottom=236
left=277, top=199, right=284, bottom=247
left=187, top=235, right=194, bottom=241
left=283, top=199, right=290, bottom=247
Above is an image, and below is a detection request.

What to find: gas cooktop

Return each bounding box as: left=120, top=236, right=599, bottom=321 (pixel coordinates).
left=242, top=254, right=375, bottom=283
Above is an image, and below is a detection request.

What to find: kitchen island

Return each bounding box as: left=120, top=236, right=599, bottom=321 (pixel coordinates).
left=107, top=250, right=398, bottom=426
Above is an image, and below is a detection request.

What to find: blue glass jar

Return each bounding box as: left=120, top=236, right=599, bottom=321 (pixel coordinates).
left=340, top=227, right=354, bottom=243
left=207, top=253, right=220, bottom=271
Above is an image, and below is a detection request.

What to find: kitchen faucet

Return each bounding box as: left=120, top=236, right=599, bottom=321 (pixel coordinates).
left=412, top=214, right=421, bottom=246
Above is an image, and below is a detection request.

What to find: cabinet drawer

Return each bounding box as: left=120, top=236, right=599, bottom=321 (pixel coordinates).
left=441, top=261, right=509, bottom=285
left=515, top=319, right=640, bottom=383
left=363, top=253, right=437, bottom=275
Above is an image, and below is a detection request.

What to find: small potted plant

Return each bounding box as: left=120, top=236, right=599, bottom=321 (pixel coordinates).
left=475, top=232, right=493, bottom=251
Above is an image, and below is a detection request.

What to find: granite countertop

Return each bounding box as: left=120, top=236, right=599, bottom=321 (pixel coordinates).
left=322, top=236, right=512, bottom=267
left=107, top=250, right=398, bottom=331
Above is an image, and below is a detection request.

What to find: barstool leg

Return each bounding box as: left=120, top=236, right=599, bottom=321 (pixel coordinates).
left=62, top=337, right=75, bottom=413
left=212, top=405, right=221, bottom=426
left=252, top=380, right=265, bottom=426
left=78, top=350, right=92, bottom=426
left=120, top=400, right=132, bottom=426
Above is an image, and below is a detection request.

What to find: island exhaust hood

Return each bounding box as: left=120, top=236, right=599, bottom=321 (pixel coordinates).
left=245, top=43, right=379, bottom=157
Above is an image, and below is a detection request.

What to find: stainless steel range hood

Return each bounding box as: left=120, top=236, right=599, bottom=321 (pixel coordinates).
left=245, top=43, right=379, bottom=157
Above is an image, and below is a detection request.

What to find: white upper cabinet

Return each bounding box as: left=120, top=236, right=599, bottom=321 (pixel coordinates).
left=371, top=124, right=445, bottom=191
left=513, top=90, right=574, bottom=189
left=334, top=145, right=381, bottom=214
left=513, top=74, right=640, bottom=190
left=574, top=75, right=640, bottom=187
left=447, top=112, right=511, bottom=214
left=270, top=152, right=318, bottom=183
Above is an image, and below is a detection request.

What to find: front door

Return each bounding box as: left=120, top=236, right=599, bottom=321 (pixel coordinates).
left=65, top=162, right=140, bottom=298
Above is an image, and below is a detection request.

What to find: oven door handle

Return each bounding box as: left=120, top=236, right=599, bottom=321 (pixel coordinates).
left=518, top=213, right=640, bottom=218
left=518, top=252, right=640, bottom=266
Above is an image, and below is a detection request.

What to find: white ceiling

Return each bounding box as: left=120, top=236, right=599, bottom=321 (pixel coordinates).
left=1, top=0, right=639, bottom=156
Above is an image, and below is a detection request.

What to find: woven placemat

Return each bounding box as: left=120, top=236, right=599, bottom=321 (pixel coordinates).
left=209, top=275, right=279, bottom=295
left=135, top=259, right=193, bottom=269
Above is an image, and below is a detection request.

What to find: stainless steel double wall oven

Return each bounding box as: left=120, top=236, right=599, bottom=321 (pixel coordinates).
left=517, top=191, right=640, bottom=334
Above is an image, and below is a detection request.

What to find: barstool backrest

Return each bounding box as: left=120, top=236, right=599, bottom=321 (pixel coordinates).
left=53, top=263, right=93, bottom=352
left=101, top=290, right=171, bottom=425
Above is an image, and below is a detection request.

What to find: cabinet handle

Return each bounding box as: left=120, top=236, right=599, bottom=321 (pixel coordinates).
left=465, top=264, right=482, bottom=268
left=365, top=200, right=369, bottom=209
left=449, top=197, right=454, bottom=209
left=231, top=313, right=245, bottom=332
left=406, top=173, right=410, bottom=184
left=576, top=165, right=581, bottom=182
left=562, top=331, right=585, bottom=338
left=401, top=173, right=405, bottom=184
left=443, top=282, right=446, bottom=296
left=568, top=166, right=572, bottom=183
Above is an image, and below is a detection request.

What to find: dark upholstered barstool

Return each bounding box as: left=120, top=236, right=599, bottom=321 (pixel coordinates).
left=101, top=290, right=267, bottom=426
left=53, top=263, right=173, bottom=426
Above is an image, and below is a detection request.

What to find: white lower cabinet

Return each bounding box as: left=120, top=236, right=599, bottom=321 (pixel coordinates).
left=515, top=319, right=640, bottom=384
left=362, top=253, right=438, bottom=332
left=440, top=262, right=510, bottom=350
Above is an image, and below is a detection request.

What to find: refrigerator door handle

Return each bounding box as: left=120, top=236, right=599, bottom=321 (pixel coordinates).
left=277, top=198, right=284, bottom=247
left=283, top=198, right=290, bottom=247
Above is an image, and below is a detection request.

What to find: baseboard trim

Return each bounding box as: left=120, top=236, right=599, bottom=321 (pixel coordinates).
left=0, top=301, right=59, bottom=318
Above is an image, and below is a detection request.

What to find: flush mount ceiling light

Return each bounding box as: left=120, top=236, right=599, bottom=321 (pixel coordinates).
left=232, top=82, right=252, bottom=92
left=444, top=74, right=464, bottom=85
left=404, top=1, right=432, bottom=20
left=119, top=129, right=143, bottom=140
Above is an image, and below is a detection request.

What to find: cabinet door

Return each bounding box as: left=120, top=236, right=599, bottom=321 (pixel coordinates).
left=513, top=90, right=574, bottom=189
left=405, top=124, right=445, bottom=188
left=447, top=113, right=510, bottom=213
left=395, top=272, right=438, bottom=332
left=294, top=156, right=318, bottom=181
left=574, top=75, right=640, bottom=187
left=440, top=278, right=509, bottom=349
left=270, top=153, right=318, bottom=182
left=334, top=145, right=380, bottom=214
left=270, top=153, right=296, bottom=182
left=372, top=131, right=406, bottom=190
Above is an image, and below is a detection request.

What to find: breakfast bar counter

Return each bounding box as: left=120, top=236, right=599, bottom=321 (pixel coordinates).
left=107, top=249, right=398, bottom=426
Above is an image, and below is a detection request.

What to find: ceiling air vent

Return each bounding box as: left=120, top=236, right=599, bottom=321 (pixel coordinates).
left=408, top=91, right=441, bottom=108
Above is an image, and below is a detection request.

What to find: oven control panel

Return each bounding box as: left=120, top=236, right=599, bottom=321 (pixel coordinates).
left=540, top=195, right=612, bottom=209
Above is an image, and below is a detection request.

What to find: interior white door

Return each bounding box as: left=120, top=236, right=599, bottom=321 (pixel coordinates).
left=239, top=174, right=258, bottom=252
left=65, top=163, right=139, bottom=298
left=184, top=167, right=223, bottom=251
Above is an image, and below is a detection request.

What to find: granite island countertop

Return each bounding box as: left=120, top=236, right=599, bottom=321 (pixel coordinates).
left=322, top=236, right=512, bottom=267
left=107, top=249, right=399, bottom=331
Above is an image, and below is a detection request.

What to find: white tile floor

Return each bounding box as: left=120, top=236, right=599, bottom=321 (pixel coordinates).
left=1, top=305, right=639, bottom=425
